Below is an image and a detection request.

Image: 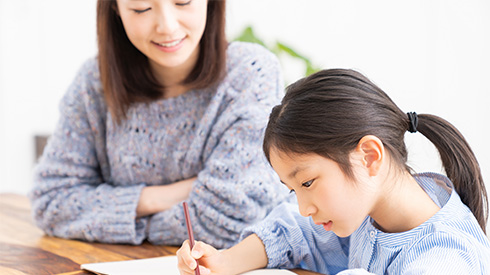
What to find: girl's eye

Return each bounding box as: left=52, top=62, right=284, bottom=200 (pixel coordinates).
left=302, top=180, right=314, bottom=188
left=133, top=8, right=151, bottom=14
left=176, top=0, right=192, bottom=6
left=289, top=189, right=296, bottom=194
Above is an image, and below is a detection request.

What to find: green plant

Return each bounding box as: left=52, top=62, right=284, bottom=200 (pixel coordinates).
left=233, top=26, right=320, bottom=78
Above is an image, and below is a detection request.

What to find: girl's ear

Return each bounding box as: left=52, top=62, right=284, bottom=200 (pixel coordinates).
left=356, top=135, right=384, bottom=177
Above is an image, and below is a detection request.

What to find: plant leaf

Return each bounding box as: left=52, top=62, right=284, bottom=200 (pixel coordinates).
left=233, top=26, right=266, bottom=47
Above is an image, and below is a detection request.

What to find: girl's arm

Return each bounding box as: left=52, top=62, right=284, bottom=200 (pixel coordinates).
left=177, top=234, right=267, bottom=275
left=240, top=202, right=349, bottom=274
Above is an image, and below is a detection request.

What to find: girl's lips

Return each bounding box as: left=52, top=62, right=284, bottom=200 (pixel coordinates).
left=315, top=220, right=333, bottom=231
left=323, top=220, right=333, bottom=231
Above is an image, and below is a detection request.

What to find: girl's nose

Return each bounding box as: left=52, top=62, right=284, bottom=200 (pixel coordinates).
left=298, top=197, right=316, bottom=217
left=155, top=7, right=179, bottom=34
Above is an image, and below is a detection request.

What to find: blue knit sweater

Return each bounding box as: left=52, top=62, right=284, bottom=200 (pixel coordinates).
left=30, top=42, right=289, bottom=248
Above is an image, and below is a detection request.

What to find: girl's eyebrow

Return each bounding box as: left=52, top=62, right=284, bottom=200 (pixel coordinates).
left=288, top=165, right=306, bottom=179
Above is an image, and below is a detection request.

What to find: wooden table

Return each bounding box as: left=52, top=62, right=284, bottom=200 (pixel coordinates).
left=0, top=193, right=320, bottom=275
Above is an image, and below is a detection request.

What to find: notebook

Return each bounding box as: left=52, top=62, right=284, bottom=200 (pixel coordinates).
left=81, top=255, right=296, bottom=275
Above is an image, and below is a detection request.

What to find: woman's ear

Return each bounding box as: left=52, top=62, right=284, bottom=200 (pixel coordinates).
left=356, top=135, right=385, bottom=177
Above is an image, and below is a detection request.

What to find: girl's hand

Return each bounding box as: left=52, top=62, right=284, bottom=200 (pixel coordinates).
left=177, top=234, right=268, bottom=275
left=177, top=240, right=229, bottom=275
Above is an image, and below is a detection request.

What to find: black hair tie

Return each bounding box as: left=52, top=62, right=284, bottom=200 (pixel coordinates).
left=407, top=112, right=418, bottom=133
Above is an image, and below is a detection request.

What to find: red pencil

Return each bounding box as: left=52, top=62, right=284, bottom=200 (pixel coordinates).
left=183, top=201, right=201, bottom=275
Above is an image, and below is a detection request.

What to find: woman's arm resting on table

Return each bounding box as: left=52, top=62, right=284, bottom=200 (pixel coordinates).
left=30, top=59, right=148, bottom=245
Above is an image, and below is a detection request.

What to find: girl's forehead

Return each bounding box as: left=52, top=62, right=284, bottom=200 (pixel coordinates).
left=270, top=150, right=323, bottom=174
left=271, top=148, right=318, bottom=162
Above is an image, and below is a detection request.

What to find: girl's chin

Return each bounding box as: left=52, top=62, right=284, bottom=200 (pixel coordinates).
left=332, top=226, right=356, bottom=238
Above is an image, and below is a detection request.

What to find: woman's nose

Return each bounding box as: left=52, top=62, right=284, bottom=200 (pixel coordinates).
left=155, top=7, right=179, bottom=34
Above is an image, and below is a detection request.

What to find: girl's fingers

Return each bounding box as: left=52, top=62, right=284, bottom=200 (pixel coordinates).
left=178, top=240, right=220, bottom=274
left=192, top=241, right=217, bottom=259
left=198, top=265, right=211, bottom=275
left=177, top=240, right=198, bottom=271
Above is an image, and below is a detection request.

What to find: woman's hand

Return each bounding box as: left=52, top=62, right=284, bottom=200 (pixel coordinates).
left=177, top=240, right=229, bottom=275
left=136, top=177, right=197, bottom=217
left=177, top=234, right=268, bottom=275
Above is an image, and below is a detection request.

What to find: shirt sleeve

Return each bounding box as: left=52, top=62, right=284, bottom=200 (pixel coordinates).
left=241, top=202, right=350, bottom=275
left=147, top=43, right=290, bottom=248
left=29, top=59, right=148, bottom=244
left=401, top=231, right=488, bottom=274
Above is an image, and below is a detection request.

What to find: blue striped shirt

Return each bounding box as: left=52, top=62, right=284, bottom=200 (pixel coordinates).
left=241, top=173, right=490, bottom=274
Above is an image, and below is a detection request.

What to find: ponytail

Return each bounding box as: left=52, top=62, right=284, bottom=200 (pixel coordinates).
left=417, top=114, right=488, bottom=232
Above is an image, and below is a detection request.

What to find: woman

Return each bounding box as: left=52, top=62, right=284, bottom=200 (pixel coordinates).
left=29, top=0, right=287, bottom=248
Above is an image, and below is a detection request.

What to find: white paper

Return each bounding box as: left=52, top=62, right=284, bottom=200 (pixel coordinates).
left=81, top=255, right=296, bottom=275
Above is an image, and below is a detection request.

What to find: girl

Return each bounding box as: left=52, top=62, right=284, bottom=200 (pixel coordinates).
left=177, top=69, right=490, bottom=274
left=29, top=0, right=288, bottom=248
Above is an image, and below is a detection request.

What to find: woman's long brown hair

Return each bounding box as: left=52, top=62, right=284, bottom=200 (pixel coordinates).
left=97, top=0, right=227, bottom=124
left=263, top=69, right=488, bottom=232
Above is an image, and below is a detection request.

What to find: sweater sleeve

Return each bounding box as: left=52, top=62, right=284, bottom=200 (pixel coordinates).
left=241, top=202, right=349, bottom=275
left=29, top=59, right=148, bottom=244
left=147, top=43, right=290, bottom=248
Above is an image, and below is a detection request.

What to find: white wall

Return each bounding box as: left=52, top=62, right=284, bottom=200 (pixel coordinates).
left=229, top=0, right=490, bottom=192
left=0, top=0, right=98, bottom=194
left=1, top=0, right=489, bottom=225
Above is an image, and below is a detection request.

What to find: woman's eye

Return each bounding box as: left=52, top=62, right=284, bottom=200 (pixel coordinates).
left=302, top=180, right=314, bottom=188
left=176, top=0, right=192, bottom=6
left=133, top=8, right=151, bottom=14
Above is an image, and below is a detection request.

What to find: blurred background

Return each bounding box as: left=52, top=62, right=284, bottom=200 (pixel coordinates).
left=1, top=0, right=489, bottom=231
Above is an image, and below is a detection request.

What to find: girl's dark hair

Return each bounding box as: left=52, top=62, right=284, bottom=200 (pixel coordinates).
left=263, top=69, right=488, bottom=232
left=97, top=0, right=227, bottom=124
